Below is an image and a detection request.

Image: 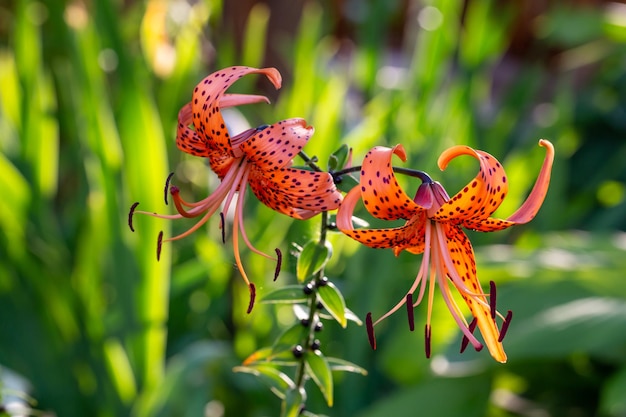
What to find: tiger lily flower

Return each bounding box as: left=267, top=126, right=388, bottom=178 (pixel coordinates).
left=130, top=66, right=342, bottom=313
left=336, top=140, right=554, bottom=362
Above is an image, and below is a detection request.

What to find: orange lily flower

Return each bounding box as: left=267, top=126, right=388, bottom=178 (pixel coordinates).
left=336, top=140, right=554, bottom=362
left=130, top=66, right=342, bottom=312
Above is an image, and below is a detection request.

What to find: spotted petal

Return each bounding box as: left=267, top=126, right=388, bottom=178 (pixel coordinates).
left=433, top=145, right=508, bottom=224
left=336, top=187, right=427, bottom=254
left=442, top=225, right=507, bottom=362
left=238, top=119, right=313, bottom=170
left=462, top=139, right=555, bottom=232
left=359, top=145, right=425, bottom=221
left=190, top=66, right=282, bottom=156
left=248, top=166, right=342, bottom=220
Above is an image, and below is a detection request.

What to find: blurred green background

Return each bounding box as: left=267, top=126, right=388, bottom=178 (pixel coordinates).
left=2, top=0, right=626, bottom=416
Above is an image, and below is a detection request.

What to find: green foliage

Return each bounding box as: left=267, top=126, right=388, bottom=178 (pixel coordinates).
left=1, top=0, right=626, bottom=416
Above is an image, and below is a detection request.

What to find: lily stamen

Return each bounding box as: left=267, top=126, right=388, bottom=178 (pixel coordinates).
left=406, top=293, right=415, bottom=331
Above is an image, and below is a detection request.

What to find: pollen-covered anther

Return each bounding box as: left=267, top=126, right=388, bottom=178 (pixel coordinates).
left=489, top=280, right=497, bottom=320
left=366, top=313, right=377, bottom=350
left=156, top=231, right=164, bottom=261
left=498, top=310, right=513, bottom=342
left=164, top=172, right=175, bottom=205
left=246, top=282, right=256, bottom=314
left=220, top=212, right=226, bottom=244
left=425, top=324, right=432, bottom=358
left=128, top=202, right=139, bottom=232
left=406, top=293, right=415, bottom=331
left=274, top=248, right=282, bottom=281
left=460, top=317, right=478, bottom=353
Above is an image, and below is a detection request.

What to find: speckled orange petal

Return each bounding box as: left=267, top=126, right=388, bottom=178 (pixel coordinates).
left=433, top=146, right=508, bottom=223
left=360, top=145, right=425, bottom=221
left=248, top=166, right=342, bottom=220
left=336, top=187, right=427, bottom=253
left=190, top=66, right=282, bottom=156
left=462, top=140, right=554, bottom=232
left=443, top=225, right=507, bottom=362
left=238, top=119, right=313, bottom=170
left=176, top=102, right=236, bottom=178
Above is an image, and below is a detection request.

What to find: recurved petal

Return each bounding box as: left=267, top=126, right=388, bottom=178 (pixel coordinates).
left=190, top=66, right=282, bottom=156
left=248, top=166, right=342, bottom=220
left=505, top=139, right=555, bottom=224
left=433, top=146, right=508, bottom=223
left=238, top=119, right=313, bottom=170
left=337, top=187, right=427, bottom=252
left=360, top=145, right=425, bottom=221
left=442, top=225, right=507, bottom=362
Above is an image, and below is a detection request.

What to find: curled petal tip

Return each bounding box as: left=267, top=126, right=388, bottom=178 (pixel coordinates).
left=390, top=144, right=408, bottom=162
left=261, top=67, right=282, bottom=90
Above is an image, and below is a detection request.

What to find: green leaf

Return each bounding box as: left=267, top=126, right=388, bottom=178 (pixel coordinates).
left=320, top=307, right=362, bottom=326
left=335, top=172, right=359, bottom=194
left=328, top=144, right=350, bottom=171
left=317, top=282, right=347, bottom=328
left=600, top=364, right=626, bottom=416
left=325, top=357, right=368, bottom=375
left=272, top=323, right=308, bottom=354
left=296, top=240, right=332, bottom=283
left=261, top=285, right=308, bottom=304
left=304, top=350, right=333, bottom=407
left=282, top=387, right=306, bottom=417
left=243, top=346, right=299, bottom=367
left=233, top=365, right=295, bottom=400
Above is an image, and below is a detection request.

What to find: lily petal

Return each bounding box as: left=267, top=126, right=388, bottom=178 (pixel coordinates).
left=190, top=66, right=282, bottom=157
left=336, top=187, right=427, bottom=253
left=248, top=166, right=342, bottom=220
left=434, top=146, right=508, bottom=223
left=238, top=118, right=313, bottom=169
left=360, top=145, right=425, bottom=221
left=442, top=225, right=507, bottom=362
left=462, top=139, right=555, bottom=231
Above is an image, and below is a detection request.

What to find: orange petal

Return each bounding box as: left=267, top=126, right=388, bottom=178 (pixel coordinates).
left=434, top=146, right=508, bottom=223
left=336, top=187, right=427, bottom=252
left=505, top=139, right=555, bottom=224
left=190, top=66, right=281, bottom=156
left=443, top=226, right=507, bottom=362
left=247, top=166, right=342, bottom=220
left=360, top=145, right=424, bottom=221
left=238, top=118, right=313, bottom=170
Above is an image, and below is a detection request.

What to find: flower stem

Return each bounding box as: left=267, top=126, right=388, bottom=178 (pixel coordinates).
left=332, top=165, right=434, bottom=183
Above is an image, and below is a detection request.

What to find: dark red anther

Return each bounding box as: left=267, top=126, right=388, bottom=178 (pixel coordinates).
left=164, top=172, right=174, bottom=205
left=406, top=293, right=415, bottom=331
left=128, top=202, right=139, bottom=232
left=460, top=317, right=478, bottom=353
left=246, top=282, right=256, bottom=314
left=425, top=324, right=432, bottom=358
left=366, top=313, right=377, bottom=350
left=274, top=248, right=282, bottom=281
left=489, top=280, right=497, bottom=320
left=156, top=231, right=164, bottom=261
left=498, top=310, right=513, bottom=342
left=219, top=212, right=226, bottom=244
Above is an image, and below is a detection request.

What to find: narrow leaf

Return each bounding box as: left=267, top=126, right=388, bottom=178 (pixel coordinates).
left=326, top=357, right=368, bottom=375
left=304, top=350, right=334, bottom=407
left=317, top=282, right=347, bottom=328
left=261, top=285, right=308, bottom=304
left=282, top=387, right=306, bottom=417
left=296, top=240, right=332, bottom=283
left=234, top=365, right=295, bottom=400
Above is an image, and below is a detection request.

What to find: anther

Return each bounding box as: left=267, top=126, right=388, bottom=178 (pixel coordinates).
left=406, top=293, right=415, bottom=331
left=164, top=172, right=174, bottom=205
left=425, top=324, right=432, bottom=358
left=489, top=281, right=497, bottom=320
left=156, top=231, right=164, bottom=261
left=256, top=124, right=271, bottom=131
left=128, top=202, right=139, bottom=232
left=274, top=248, right=282, bottom=281
left=246, top=282, right=256, bottom=314
left=498, top=310, right=513, bottom=342
left=460, top=317, right=478, bottom=354
left=220, top=212, right=226, bottom=244
left=366, top=313, right=377, bottom=350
